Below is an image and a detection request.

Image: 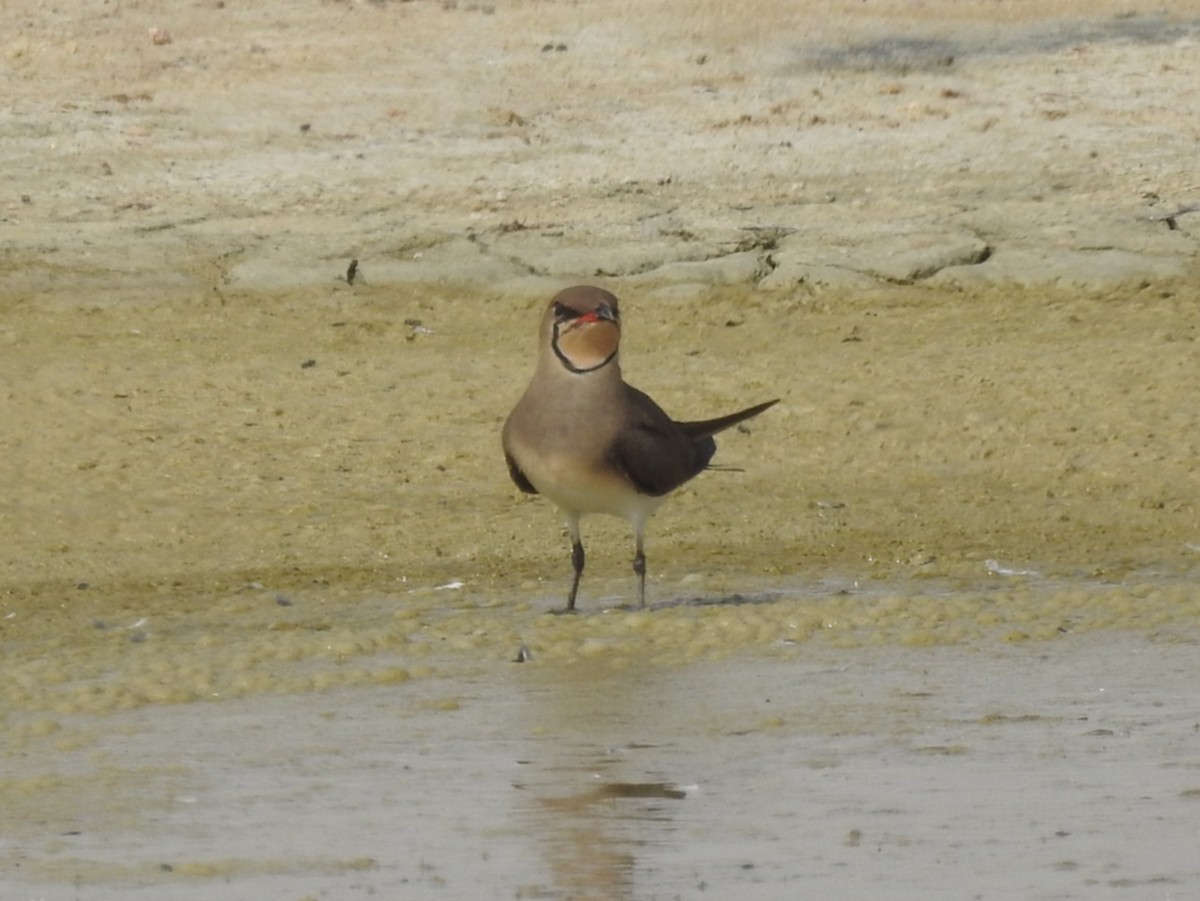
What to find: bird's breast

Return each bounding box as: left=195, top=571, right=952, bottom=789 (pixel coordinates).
left=508, top=435, right=661, bottom=521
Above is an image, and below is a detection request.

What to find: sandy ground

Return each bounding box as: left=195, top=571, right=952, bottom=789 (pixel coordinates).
left=3, top=0, right=1200, bottom=898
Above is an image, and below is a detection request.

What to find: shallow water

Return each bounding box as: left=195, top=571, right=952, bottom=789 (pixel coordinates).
left=4, top=552, right=1200, bottom=897
left=4, top=624, right=1199, bottom=900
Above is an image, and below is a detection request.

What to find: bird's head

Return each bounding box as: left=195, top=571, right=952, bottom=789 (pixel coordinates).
left=543, top=285, right=621, bottom=374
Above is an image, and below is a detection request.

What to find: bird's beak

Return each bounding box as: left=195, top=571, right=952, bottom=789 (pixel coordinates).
left=583, top=303, right=618, bottom=325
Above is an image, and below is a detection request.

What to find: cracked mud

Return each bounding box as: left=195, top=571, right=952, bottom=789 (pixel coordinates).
left=2, top=1, right=1200, bottom=899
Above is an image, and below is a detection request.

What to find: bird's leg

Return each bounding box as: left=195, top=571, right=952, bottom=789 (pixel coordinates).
left=565, top=516, right=584, bottom=612
left=567, top=539, right=585, bottom=611
left=632, top=525, right=646, bottom=607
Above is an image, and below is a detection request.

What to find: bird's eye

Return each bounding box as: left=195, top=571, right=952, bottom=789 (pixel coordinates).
left=554, top=302, right=580, bottom=320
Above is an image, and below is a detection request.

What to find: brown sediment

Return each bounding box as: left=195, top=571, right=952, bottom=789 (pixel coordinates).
left=2, top=279, right=1198, bottom=716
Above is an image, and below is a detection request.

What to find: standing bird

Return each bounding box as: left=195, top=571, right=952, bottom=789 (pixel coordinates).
left=502, top=285, right=778, bottom=611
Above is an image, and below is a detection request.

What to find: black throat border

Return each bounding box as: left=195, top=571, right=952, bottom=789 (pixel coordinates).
left=551, top=325, right=617, bottom=375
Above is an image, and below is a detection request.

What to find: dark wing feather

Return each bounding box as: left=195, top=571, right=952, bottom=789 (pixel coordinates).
left=606, top=386, right=714, bottom=497
left=607, top=422, right=711, bottom=497
left=504, top=451, right=538, bottom=495
left=610, top=395, right=779, bottom=496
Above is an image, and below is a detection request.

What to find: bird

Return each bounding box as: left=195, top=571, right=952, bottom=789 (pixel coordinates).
left=501, top=285, right=778, bottom=611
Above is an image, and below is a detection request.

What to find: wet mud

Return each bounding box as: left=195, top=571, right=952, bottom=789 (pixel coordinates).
left=2, top=0, right=1199, bottom=897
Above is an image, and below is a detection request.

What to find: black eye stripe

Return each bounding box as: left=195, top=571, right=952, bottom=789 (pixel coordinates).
left=554, top=302, right=621, bottom=324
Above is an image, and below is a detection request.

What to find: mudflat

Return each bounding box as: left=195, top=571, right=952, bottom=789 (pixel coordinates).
left=2, top=1, right=1199, bottom=898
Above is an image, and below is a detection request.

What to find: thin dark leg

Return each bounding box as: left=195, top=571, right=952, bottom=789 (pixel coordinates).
left=632, top=532, right=646, bottom=607
left=566, top=538, right=585, bottom=611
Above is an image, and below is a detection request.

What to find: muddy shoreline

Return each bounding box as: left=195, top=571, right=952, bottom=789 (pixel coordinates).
left=3, top=1, right=1200, bottom=898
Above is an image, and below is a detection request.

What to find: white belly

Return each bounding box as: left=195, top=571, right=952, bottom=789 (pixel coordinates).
left=521, top=449, right=665, bottom=524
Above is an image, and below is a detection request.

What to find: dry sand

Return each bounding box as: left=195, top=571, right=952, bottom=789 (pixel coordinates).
left=3, top=0, right=1200, bottom=898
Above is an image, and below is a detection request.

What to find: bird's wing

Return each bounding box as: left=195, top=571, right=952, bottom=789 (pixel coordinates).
left=504, top=450, right=539, bottom=495
left=605, top=386, right=714, bottom=497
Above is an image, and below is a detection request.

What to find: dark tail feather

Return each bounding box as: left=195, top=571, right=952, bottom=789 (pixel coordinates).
left=677, top=398, right=779, bottom=440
